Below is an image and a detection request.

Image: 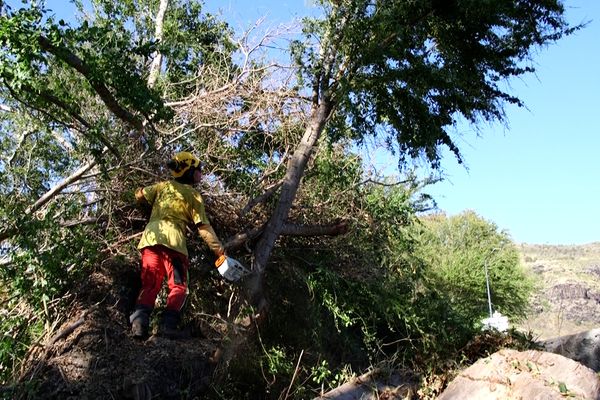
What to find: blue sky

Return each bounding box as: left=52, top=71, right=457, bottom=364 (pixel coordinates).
left=44, top=0, right=599, bottom=245
left=424, top=1, right=600, bottom=245
left=206, top=1, right=600, bottom=246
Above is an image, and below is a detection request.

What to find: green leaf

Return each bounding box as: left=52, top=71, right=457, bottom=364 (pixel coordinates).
left=558, top=382, right=568, bottom=394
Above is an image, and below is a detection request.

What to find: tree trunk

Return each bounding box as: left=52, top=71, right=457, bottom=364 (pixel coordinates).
left=249, top=98, right=333, bottom=306
left=147, top=0, right=169, bottom=88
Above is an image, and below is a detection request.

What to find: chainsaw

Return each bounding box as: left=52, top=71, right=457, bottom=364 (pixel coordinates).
left=215, top=255, right=251, bottom=282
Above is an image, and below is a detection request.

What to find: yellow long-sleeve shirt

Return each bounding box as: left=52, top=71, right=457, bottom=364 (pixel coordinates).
left=137, top=180, right=223, bottom=257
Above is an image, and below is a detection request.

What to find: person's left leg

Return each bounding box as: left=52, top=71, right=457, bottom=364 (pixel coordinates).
left=130, top=246, right=167, bottom=338
left=159, top=248, right=189, bottom=337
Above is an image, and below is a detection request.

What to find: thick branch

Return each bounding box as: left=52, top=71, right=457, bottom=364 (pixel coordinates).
left=281, top=221, right=348, bottom=237
left=37, top=35, right=143, bottom=131
left=225, top=226, right=264, bottom=252
left=26, top=160, right=96, bottom=214
left=225, top=220, right=348, bottom=252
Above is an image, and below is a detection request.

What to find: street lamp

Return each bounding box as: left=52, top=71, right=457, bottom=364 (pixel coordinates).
left=482, top=247, right=509, bottom=332
left=484, top=248, right=500, bottom=318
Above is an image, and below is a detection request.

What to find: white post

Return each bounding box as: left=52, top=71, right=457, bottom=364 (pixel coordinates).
left=484, top=248, right=500, bottom=318
left=484, top=259, right=493, bottom=318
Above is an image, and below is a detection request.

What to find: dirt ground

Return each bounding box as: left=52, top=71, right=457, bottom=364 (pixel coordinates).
left=12, top=262, right=227, bottom=400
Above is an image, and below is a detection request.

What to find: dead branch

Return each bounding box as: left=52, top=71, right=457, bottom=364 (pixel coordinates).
left=241, top=181, right=283, bottom=217
left=49, top=310, right=88, bottom=345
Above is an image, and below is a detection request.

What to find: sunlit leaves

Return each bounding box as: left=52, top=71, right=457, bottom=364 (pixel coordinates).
left=297, top=0, right=576, bottom=169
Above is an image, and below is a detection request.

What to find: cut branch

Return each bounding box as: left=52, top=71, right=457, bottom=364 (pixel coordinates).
left=281, top=221, right=348, bottom=237
left=49, top=310, right=88, bottom=345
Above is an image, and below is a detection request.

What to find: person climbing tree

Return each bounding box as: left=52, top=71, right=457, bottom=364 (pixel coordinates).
left=129, top=151, right=225, bottom=339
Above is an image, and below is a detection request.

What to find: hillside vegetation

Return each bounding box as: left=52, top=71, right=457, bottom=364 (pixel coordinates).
left=518, top=242, right=600, bottom=340
left=0, top=0, right=577, bottom=398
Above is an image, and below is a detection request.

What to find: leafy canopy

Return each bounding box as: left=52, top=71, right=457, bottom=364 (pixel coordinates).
left=294, top=0, right=576, bottom=168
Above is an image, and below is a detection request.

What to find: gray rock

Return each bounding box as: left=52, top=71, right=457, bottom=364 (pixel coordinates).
left=542, top=328, right=600, bottom=372
left=548, top=283, right=589, bottom=300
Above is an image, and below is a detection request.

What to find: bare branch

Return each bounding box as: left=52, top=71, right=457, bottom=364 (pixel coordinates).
left=240, top=181, right=283, bottom=217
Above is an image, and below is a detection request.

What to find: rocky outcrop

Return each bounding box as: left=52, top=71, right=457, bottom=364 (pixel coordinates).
left=437, top=349, right=600, bottom=400
left=548, top=283, right=590, bottom=300
left=543, top=328, right=600, bottom=372
left=519, top=243, right=600, bottom=338
left=528, top=281, right=600, bottom=327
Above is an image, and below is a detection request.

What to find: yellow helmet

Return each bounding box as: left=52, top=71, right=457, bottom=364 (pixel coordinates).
left=169, top=151, right=200, bottom=178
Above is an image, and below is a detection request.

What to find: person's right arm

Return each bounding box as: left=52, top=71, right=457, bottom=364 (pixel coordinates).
left=197, top=224, right=225, bottom=257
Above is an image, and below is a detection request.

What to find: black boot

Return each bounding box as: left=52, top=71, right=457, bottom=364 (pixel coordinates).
left=158, top=309, right=183, bottom=339
left=129, top=305, right=152, bottom=339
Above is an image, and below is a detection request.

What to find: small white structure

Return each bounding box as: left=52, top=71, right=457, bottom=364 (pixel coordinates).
left=481, top=311, right=509, bottom=332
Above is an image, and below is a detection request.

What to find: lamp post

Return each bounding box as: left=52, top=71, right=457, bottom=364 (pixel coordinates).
left=484, top=258, right=493, bottom=318
left=484, top=248, right=500, bottom=318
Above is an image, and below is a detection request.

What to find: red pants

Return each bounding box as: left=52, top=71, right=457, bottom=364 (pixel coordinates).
left=137, top=245, right=189, bottom=312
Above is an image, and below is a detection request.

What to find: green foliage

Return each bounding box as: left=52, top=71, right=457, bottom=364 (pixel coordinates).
left=261, top=345, right=294, bottom=378
left=0, top=197, right=101, bottom=383
left=85, top=0, right=237, bottom=95
left=0, top=2, right=172, bottom=132
left=246, top=191, right=535, bottom=397
left=415, top=211, right=533, bottom=326
left=0, top=0, right=573, bottom=396
left=294, top=0, right=577, bottom=168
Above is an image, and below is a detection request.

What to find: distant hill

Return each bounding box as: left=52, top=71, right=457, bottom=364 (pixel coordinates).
left=517, top=242, right=600, bottom=340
